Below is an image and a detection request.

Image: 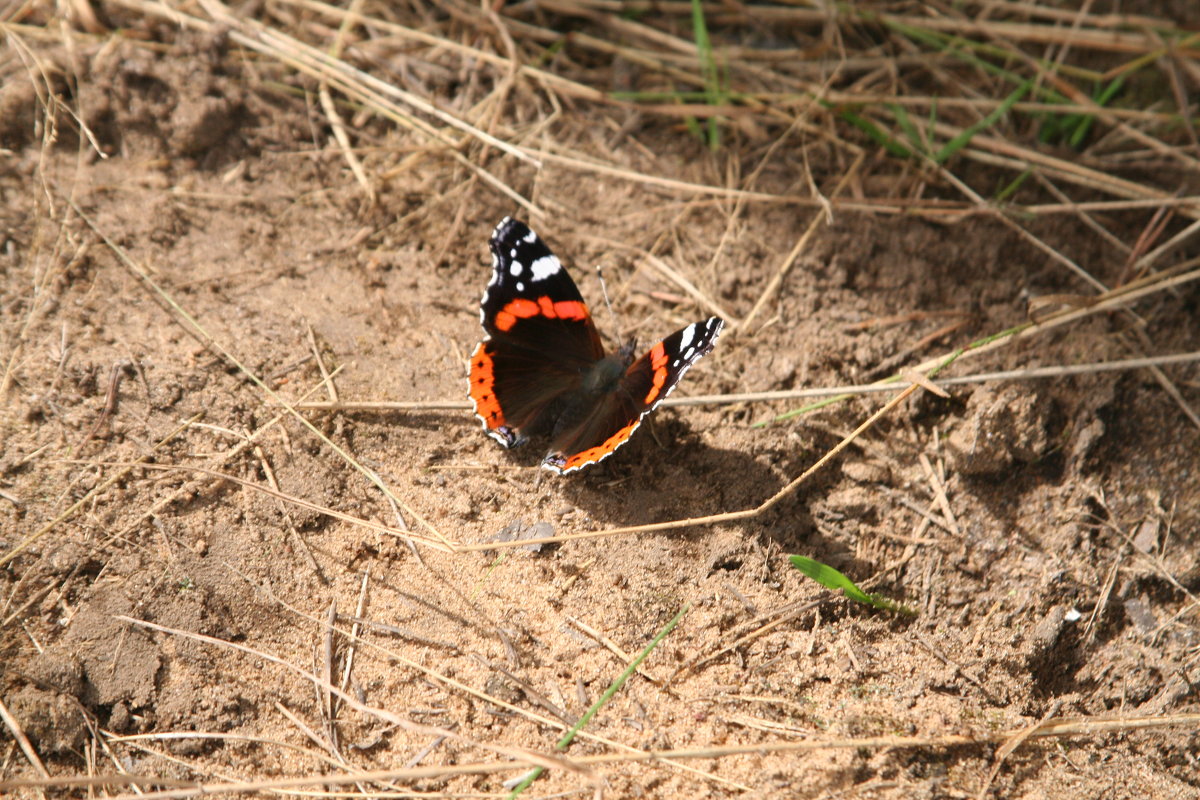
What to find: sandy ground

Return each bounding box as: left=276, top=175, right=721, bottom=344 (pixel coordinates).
left=1, top=5, right=1199, bottom=798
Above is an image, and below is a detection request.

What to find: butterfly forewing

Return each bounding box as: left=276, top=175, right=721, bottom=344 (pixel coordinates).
left=480, top=217, right=604, bottom=363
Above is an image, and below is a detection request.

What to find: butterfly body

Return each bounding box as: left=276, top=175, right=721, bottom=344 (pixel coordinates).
left=468, top=217, right=724, bottom=474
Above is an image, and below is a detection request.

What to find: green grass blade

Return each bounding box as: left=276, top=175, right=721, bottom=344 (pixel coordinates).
left=507, top=604, right=690, bottom=797
left=690, top=0, right=715, bottom=84
left=825, top=101, right=913, bottom=157
left=1067, top=75, right=1126, bottom=149
left=610, top=90, right=716, bottom=103
left=890, top=103, right=925, bottom=155
left=934, top=78, right=1032, bottom=163
left=689, top=0, right=721, bottom=149
left=535, top=38, right=565, bottom=68
left=879, top=14, right=1095, bottom=95
left=789, top=556, right=914, bottom=614
left=994, top=168, right=1033, bottom=203
left=790, top=555, right=873, bottom=604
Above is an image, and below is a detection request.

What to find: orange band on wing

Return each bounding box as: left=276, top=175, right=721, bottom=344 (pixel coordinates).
left=495, top=297, right=590, bottom=332
left=494, top=298, right=539, bottom=332
left=556, top=418, right=641, bottom=472
left=642, top=342, right=670, bottom=405
left=558, top=300, right=588, bottom=321
left=468, top=345, right=505, bottom=428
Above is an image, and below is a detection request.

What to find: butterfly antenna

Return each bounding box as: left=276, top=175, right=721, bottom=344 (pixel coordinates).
left=594, top=264, right=624, bottom=340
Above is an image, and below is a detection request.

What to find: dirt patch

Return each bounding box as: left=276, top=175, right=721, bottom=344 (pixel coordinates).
left=2, top=5, right=1199, bottom=799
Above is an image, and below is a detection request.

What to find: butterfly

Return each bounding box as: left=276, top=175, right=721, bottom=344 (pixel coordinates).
left=468, top=217, right=724, bottom=474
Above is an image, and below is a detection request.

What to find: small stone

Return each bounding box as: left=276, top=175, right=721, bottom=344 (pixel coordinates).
left=842, top=461, right=891, bottom=484
left=945, top=386, right=1051, bottom=476
left=1131, top=518, right=1159, bottom=554
left=1026, top=604, right=1067, bottom=662
left=5, top=686, right=87, bottom=754
left=1124, top=596, right=1157, bottom=634
left=493, top=519, right=553, bottom=552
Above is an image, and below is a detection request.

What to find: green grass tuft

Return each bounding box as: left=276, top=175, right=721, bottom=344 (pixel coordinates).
left=790, top=556, right=914, bottom=614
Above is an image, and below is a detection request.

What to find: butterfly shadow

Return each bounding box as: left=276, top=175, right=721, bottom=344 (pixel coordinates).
left=476, top=418, right=910, bottom=613
left=540, top=416, right=829, bottom=534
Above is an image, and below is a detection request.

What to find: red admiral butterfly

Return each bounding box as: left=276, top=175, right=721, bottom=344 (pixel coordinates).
left=469, top=217, right=725, bottom=474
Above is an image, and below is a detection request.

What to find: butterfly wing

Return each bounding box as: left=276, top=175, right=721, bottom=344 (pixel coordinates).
left=543, top=316, right=725, bottom=474
left=469, top=217, right=606, bottom=447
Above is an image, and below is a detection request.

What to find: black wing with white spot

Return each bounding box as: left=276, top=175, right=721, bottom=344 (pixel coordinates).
left=468, top=217, right=606, bottom=450
left=478, top=217, right=604, bottom=361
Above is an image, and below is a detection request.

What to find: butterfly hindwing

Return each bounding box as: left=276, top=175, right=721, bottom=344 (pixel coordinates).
left=543, top=317, right=725, bottom=474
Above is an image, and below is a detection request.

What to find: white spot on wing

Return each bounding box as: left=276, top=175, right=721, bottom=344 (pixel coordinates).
left=509, top=261, right=523, bottom=276
left=523, top=230, right=537, bottom=243
left=679, top=323, right=696, bottom=350
left=531, top=255, right=561, bottom=281
left=516, top=281, right=525, bottom=292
